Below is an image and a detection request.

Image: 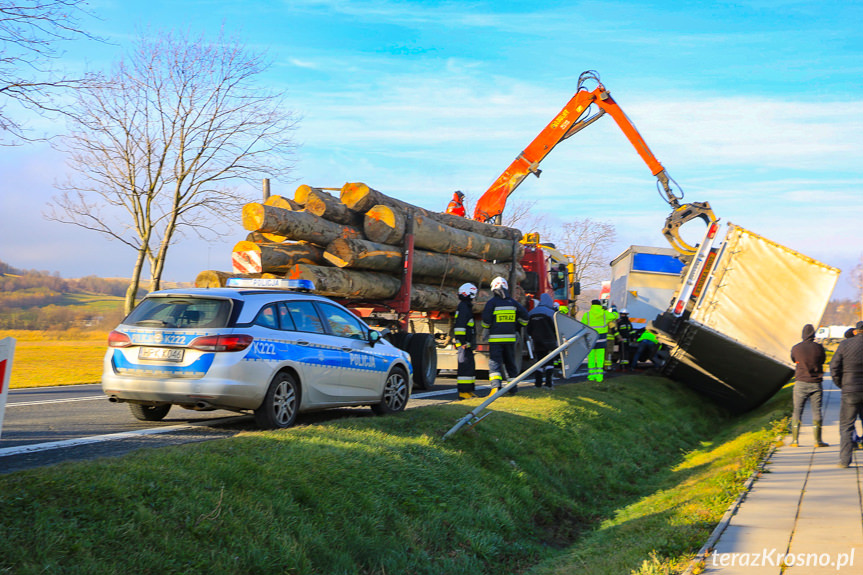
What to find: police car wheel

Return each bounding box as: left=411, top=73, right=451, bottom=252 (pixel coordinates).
left=129, top=403, right=171, bottom=421
left=255, top=372, right=300, bottom=429
left=372, top=368, right=409, bottom=415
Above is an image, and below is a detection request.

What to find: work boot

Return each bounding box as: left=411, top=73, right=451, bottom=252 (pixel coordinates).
left=545, top=370, right=554, bottom=388
left=814, top=423, right=829, bottom=448
left=790, top=421, right=800, bottom=447
left=458, top=392, right=473, bottom=400
left=534, top=375, right=543, bottom=388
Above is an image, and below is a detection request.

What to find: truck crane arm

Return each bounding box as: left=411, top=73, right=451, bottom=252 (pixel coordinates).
left=472, top=70, right=717, bottom=255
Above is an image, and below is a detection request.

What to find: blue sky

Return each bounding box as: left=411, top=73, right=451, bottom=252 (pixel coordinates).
left=1, top=0, right=861, bottom=298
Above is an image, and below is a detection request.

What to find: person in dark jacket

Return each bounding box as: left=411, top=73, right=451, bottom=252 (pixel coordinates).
left=527, top=293, right=558, bottom=388
left=481, top=277, right=529, bottom=394
left=789, top=324, right=828, bottom=447
left=454, top=282, right=478, bottom=400
left=830, top=321, right=863, bottom=468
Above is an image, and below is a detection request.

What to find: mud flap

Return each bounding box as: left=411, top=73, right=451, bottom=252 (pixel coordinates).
left=553, top=314, right=598, bottom=378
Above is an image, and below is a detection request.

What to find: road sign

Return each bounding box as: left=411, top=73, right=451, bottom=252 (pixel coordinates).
left=0, top=337, right=16, bottom=439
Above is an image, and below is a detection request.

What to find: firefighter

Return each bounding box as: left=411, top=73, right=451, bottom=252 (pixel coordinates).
left=581, top=299, right=616, bottom=382
left=454, top=282, right=478, bottom=399
left=445, top=190, right=466, bottom=217
left=481, top=276, right=529, bottom=395
left=616, top=309, right=635, bottom=371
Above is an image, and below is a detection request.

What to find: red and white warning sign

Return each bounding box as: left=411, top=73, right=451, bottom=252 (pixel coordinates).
left=233, top=250, right=262, bottom=274
left=0, top=337, right=16, bottom=439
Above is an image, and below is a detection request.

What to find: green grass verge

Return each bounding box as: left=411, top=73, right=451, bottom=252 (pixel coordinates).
left=0, top=376, right=790, bottom=575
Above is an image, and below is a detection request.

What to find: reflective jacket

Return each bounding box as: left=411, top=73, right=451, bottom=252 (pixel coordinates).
left=582, top=304, right=615, bottom=334
left=453, top=299, right=476, bottom=348
left=445, top=195, right=466, bottom=217
left=637, top=330, right=659, bottom=344
left=481, top=293, right=529, bottom=344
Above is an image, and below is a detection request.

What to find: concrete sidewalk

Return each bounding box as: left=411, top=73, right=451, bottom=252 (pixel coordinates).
left=701, top=376, right=863, bottom=573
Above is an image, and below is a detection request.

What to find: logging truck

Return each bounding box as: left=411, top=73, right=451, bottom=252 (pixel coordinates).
left=206, top=70, right=721, bottom=391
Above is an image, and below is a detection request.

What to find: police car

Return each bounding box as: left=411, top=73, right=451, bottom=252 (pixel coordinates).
left=101, top=279, right=413, bottom=428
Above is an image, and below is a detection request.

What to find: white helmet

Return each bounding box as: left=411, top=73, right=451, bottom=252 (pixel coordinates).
left=490, top=276, right=508, bottom=291
left=620, top=308, right=629, bottom=314
left=458, top=282, right=478, bottom=298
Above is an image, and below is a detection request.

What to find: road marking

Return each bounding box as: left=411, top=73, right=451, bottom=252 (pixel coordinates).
left=10, top=396, right=109, bottom=407
left=0, top=416, right=241, bottom=458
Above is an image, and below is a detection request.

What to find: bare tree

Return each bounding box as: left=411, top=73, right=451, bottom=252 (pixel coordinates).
left=554, top=218, right=616, bottom=291
left=853, top=255, right=863, bottom=321
left=501, top=198, right=553, bottom=239
left=46, top=29, right=299, bottom=313
left=0, top=0, right=98, bottom=141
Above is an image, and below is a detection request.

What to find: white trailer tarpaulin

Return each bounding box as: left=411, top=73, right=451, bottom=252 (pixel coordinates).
left=688, top=224, right=840, bottom=366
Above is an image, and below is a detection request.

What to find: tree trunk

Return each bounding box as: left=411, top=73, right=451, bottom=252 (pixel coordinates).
left=363, top=204, right=407, bottom=245
left=294, top=184, right=340, bottom=206
left=286, top=264, right=495, bottom=312
left=242, top=203, right=362, bottom=245
left=194, top=270, right=269, bottom=288
left=258, top=194, right=301, bottom=242
left=286, top=264, right=402, bottom=298
left=232, top=240, right=326, bottom=274
left=362, top=204, right=523, bottom=262
left=304, top=189, right=364, bottom=227
left=324, top=237, right=524, bottom=286
left=124, top=247, right=148, bottom=315
left=340, top=181, right=522, bottom=240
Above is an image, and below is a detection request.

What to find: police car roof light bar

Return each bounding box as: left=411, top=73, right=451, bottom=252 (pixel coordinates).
left=225, top=278, right=316, bottom=292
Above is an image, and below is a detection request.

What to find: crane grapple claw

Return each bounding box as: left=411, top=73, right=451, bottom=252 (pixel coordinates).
left=662, top=201, right=718, bottom=256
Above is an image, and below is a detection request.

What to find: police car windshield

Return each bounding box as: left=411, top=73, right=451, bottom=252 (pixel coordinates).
left=125, top=297, right=232, bottom=329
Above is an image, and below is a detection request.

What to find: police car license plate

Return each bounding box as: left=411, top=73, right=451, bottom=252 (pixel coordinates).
left=138, top=347, right=184, bottom=362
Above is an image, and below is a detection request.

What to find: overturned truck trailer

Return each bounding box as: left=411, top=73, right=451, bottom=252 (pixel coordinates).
left=652, top=223, right=840, bottom=413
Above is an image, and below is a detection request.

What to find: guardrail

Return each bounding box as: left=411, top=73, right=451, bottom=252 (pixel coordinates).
left=443, top=328, right=592, bottom=440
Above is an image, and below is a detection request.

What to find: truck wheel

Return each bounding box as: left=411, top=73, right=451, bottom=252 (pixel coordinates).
left=388, top=332, right=411, bottom=350
left=129, top=403, right=171, bottom=421
left=408, top=333, right=437, bottom=390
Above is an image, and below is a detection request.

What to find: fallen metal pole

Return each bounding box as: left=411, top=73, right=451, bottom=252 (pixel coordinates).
left=442, top=328, right=592, bottom=440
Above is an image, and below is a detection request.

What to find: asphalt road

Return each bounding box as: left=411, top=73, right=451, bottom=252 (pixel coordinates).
left=1, top=372, right=563, bottom=475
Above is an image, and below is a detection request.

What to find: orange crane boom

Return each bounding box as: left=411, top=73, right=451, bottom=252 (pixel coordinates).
left=473, top=70, right=716, bottom=255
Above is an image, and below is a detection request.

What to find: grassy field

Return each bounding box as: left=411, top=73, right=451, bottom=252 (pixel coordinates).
left=0, top=330, right=108, bottom=388
left=0, top=375, right=790, bottom=575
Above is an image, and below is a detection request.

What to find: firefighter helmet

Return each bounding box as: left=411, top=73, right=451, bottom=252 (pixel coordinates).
left=458, top=282, right=477, bottom=299
left=620, top=308, right=629, bottom=315
left=490, top=277, right=508, bottom=292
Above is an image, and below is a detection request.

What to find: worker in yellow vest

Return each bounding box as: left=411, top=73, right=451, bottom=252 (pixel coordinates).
left=581, top=299, right=616, bottom=382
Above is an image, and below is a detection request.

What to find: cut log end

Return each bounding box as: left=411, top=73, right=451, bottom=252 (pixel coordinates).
left=340, top=182, right=372, bottom=211
left=241, top=203, right=266, bottom=231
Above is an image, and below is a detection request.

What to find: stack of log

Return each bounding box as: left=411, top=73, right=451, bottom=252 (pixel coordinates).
left=196, top=182, right=525, bottom=313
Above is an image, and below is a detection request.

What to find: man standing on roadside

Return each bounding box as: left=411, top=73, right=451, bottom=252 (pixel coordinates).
left=830, top=320, right=863, bottom=468
left=789, top=324, right=828, bottom=448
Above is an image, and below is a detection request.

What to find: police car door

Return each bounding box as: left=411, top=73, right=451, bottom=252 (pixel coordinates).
left=315, top=302, right=385, bottom=400
left=278, top=300, right=346, bottom=405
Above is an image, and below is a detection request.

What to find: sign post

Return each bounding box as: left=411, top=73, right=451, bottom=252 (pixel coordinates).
left=0, top=337, right=15, bottom=439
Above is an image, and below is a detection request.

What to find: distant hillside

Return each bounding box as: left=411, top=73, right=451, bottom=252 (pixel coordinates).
left=0, top=259, right=189, bottom=330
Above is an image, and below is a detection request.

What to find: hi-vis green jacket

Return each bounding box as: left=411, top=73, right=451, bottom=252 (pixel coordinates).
left=582, top=304, right=616, bottom=334
left=481, top=294, right=529, bottom=344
